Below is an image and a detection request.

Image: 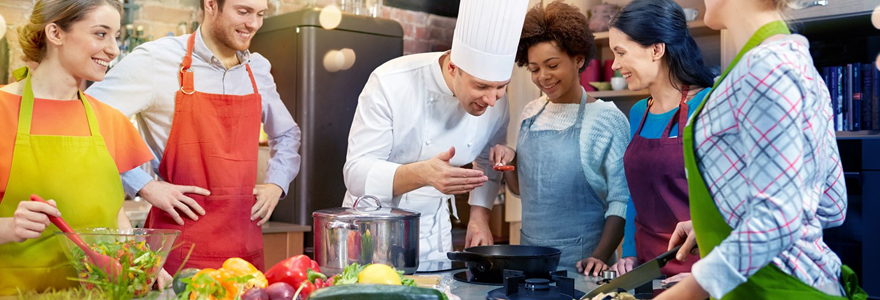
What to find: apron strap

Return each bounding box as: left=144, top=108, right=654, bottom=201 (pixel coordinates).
left=634, top=97, right=653, bottom=136
left=179, top=33, right=259, bottom=96
left=527, top=86, right=589, bottom=130
left=179, top=33, right=197, bottom=95
left=79, top=91, right=100, bottom=137
left=17, top=67, right=34, bottom=135
left=15, top=67, right=99, bottom=137
left=244, top=64, right=260, bottom=95
left=572, top=86, right=589, bottom=129
left=448, top=197, right=459, bottom=221
left=661, top=85, right=690, bottom=138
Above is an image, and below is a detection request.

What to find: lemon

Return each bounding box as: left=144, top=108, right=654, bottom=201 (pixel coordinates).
left=358, top=264, right=402, bottom=285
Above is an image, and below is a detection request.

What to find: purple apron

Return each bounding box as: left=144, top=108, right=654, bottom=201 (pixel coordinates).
left=622, top=86, right=699, bottom=276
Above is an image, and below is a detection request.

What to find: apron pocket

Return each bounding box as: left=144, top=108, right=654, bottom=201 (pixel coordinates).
left=182, top=194, right=262, bottom=260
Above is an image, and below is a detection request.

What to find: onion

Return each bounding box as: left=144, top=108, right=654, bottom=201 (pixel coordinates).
left=266, top=282, right=296, bottom=300
left=241, top=288, right=269, bottom=300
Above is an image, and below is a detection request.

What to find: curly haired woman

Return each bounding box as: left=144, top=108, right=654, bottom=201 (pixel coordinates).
left=490, top=0, right=631, bottom=275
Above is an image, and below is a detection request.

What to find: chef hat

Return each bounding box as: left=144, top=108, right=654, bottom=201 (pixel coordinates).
left=451, top=0, right=529, bottom=82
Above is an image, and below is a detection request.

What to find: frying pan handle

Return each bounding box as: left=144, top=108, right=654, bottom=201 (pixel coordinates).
left=447, top=251, right=493, bottom=273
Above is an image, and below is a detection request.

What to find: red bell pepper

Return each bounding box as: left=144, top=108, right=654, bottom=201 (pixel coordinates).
left=265, top=255, right=327, bottom=298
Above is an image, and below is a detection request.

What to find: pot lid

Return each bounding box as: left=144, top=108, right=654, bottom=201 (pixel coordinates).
left=312, top=195, right=420, bottom=220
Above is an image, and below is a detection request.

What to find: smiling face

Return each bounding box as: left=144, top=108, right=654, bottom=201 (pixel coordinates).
left=206, top=0, right=267, bottom=52
left=55, top=4, right=120, bottom=82
left=449, top=63, right=509, bottom=116
left=609, top=27, right=663, bottom=92
left=526, top=41, right=584, bottom=103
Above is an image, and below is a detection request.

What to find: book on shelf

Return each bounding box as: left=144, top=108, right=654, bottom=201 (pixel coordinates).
left=864, top=64, right=874, bottom=131
left=868, top=64, right=880, bottom=130
left=824, top=67, right=837, bottom=131
left=822, top=62, right=878, bottom=132
left=834, top=66, right=849, bottom=131
left=853, top=63, right=862, bottom=131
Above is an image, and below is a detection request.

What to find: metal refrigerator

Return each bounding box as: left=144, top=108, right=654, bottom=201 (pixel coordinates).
left=251, top=8, right=404, bottom=253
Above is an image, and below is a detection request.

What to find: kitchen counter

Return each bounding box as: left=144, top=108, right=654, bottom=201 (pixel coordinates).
left=1, top=267, right=611, bottom=300
left=261, top=221, right=311, bottom=268
left=133, top=267, right=603, bottom=300
left=430, top=267, right=603, bottom=300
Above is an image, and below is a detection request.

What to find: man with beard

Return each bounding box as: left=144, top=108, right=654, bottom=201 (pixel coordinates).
left=87, top=0, right=301, bottom=272
left=343, top=0, right=529, bottom=262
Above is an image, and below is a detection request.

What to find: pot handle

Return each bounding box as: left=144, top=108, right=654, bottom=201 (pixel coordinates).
left=326, top=220, right=359, bottom=231
left=447, top=251, right=493, bottom=273
left=353, top=195, right=382, bottom=211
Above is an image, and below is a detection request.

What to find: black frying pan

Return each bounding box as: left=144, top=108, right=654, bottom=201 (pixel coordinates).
left=447, top=245, right=561, bottom=282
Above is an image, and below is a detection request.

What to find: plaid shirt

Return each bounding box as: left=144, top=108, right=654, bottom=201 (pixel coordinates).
left=691, top=34, right=846, bottom=298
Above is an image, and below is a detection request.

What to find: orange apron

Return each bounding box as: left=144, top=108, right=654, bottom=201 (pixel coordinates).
left=0, top=67, right=121, bottom=295
left=145, top=33, right=264, bottom=272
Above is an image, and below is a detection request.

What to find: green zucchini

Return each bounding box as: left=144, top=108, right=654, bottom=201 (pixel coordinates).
left=309, top=284, right=449, bottom=300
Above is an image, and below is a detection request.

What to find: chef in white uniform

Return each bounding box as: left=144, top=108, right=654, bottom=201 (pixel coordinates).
left=343, top=0, right=529, bottom=262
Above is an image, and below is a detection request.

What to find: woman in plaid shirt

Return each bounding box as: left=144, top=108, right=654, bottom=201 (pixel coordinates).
left=658, top=0, right=868, bottom=299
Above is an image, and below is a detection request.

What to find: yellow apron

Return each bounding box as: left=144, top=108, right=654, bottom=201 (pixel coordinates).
left=0, top=68, right=122, bottom=295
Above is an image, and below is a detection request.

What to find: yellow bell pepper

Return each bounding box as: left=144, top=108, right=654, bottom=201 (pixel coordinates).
left=222, top=257, right=269, bottom=289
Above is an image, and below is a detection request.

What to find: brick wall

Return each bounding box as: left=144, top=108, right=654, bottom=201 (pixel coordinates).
left=1, top=0, right=456, bottom=82
left=2, top=0, right=36, bottom=81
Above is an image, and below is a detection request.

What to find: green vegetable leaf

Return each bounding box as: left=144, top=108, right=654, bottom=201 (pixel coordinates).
left=333, top=262, right=367, bottom=285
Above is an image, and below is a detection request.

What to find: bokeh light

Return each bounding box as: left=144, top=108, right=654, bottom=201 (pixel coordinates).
left=875, top=52, right=880, bottom=71
left=323, top=50, right=345, bottom=72
left=0, top=13, right=7, bottom=39
left=872, top=5, right=880, bottom=30
left=340, top=48, right=356, bottom=70
left=319, top=4, right=342, bottom=30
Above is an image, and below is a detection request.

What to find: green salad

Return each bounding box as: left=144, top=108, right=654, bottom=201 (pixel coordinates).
left=69, top=240, right=164, bottom=299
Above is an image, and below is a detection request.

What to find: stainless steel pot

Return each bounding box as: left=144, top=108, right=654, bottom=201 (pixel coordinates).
left=313, top=196, right=420, bottom=275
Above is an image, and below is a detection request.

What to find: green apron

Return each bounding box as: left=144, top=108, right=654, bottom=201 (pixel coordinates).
left=0, top=67, right=122, bottom=295
left=681, top=21, right=868, bottom=300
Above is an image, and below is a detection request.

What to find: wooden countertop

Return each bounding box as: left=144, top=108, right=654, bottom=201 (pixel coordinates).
left=261, top=221, right=311, bottom=234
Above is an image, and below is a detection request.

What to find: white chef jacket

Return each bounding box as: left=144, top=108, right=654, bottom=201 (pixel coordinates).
left=342, top=51, right=509, bottom=260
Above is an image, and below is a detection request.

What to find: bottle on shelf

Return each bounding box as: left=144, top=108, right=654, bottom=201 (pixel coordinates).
left=135, top=25, right=145, bottom=49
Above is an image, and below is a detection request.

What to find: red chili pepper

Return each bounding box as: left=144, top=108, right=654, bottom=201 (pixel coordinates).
left=493, top=165, right=515, bottom=171
left=265, top=255, right=327, bottom=298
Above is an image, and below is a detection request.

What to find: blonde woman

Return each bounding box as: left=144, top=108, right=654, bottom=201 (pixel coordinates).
left=0, top=0, right=154, bottom=294
left=660, top=0, right=868, bottom=299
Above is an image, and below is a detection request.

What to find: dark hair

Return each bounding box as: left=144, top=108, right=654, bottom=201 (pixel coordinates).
left=516, top=0, right=596, bottom=73
left=200, top=0, right=226, bottom=11
left=610, top=0, right=714, bottom=90
left=18, top=0, right=123, bottom=62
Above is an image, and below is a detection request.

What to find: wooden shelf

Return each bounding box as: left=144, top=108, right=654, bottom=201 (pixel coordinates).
left=594, top=20, right=718, bottom=46
left=835, top=131, right=880, bottom=140
left=587, top=89, right=649, bottom=99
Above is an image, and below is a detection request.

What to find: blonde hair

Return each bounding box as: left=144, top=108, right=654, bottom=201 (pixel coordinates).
left=18, top=0, right=123, bottom=62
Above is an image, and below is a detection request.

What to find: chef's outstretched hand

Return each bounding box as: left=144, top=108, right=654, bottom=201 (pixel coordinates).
left=577, top=256, right=609, bottom=277
left=252, top=184, right=283, bottom=226
left=489, top=145, right=516, bottom=168
left=668, top=220, right=700, bottom=261
left=139, top=180, right=208, bottom=226
left=0, top=199, right=60, bottom=244
left=424, top=147, right=488, bottom=195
